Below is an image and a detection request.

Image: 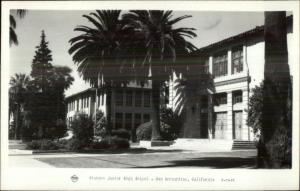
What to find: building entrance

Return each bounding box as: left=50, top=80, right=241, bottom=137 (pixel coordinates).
left=233, top=111, right=243, bottom=140
left=214, top=112, right=227, bottom=139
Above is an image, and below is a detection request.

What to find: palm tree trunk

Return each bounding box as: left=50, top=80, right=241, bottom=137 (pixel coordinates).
left=151, top=81, right=162, bottom=141
left=14, top=105, right=20, bottom=140
left=105, top=86, right=112, bottom=135
left=259, top=11, right=291, bottom=168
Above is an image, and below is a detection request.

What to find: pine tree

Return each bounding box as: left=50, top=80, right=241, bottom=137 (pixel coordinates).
left=31, top=30, right=53, bottom=92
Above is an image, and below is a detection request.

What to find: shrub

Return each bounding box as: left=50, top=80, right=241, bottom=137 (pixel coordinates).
left=136, top=122, right=152, bottom=141
left=26, top=139, right=59, bottom=150
left=65, top=138, right=86, bottom=151
left=57, top=139, right=69, bottom=149
left=26, top=140, right=41, bottom=150
left=91, top=137, right=110, bottom=149
left=247, top=83, right=263, bottom=136
left=70, top=112, right=94, bottom=149
left=111, top=129, right=130, bottom=140
left=160, top=107, right=182, bottom=141
left=110, top=136, right=129, bottom=149
left=95, top=110, right=108, bottom=138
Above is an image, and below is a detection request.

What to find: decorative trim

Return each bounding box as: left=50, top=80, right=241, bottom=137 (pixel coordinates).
left=215, top=76, right=248, bottom=87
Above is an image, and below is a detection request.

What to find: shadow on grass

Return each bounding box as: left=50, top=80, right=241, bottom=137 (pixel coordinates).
left=78, top=148, right=184, bottom=154
left=133, top=157, right=257, bottom=169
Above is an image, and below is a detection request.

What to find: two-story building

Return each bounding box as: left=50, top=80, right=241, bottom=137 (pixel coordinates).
left=167, top=15, right=294, bottom=141
left=66, top=15, right=294, bottom=143
left=66, top=82, right=153, bottom=140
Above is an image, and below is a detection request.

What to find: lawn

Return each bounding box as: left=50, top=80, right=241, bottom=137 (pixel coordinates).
left=36, top=150, right=257, bottom=168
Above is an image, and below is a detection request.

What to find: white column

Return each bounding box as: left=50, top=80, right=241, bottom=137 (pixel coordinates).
left=228, top=50, right=232, bottom=76
left=243, top=45, right=248, bottom=73
left=88, top=96, right=92, bottom=116
left=209, top=56, right=213, bottom=74
left=226, top=91, right=233, bottom=140
left=242, top=89, right=250, bottom=140
left=208, top=94, right=213, bottom=139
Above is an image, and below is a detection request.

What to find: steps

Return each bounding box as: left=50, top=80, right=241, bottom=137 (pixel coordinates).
left=171, top=139, right=233, bottom=152
left=232, top=140, right=256, bottom=150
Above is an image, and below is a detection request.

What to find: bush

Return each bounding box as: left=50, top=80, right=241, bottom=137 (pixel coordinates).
left=160, top=107, right=182, bottom=141
left=26, top=140, right=41, bottom=150
left=136, top=122, right=152, bottom=141
left=111, top=129, right=130, bottom=140
left=91, top=137, right=110, bottom=149
left=91, top=136, right=129, bottom=150
left=110, top=136, right=130, bottom=149
left=70, top=112, right=94, bottom=149
left=95, top=110, right=108, bottom=138
left=247, top=83, right=263, bottom=136
left=26, top=139, right=59, bottom=150
left=65, top=138, right=82, bottom=151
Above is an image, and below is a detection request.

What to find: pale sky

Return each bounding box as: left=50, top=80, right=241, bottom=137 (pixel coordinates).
left=9, top=10, right=267, bottom=96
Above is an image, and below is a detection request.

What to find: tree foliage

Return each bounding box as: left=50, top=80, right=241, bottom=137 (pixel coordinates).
left=247, top=83, right=264, bottom=135
left=69, top=10, right=197, bottom=141
left=10, top=9, right=27, bottom=46
left=16, top=31, right=74, bottom=140
left=70, top=113, right=94, bottom=148
left=9, top=73, right=30, bottom=139
left=31, top=30, right=53, bottom=92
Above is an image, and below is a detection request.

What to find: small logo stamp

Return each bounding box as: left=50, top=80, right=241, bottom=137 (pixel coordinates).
left=71, top=175, right=79, bottom=182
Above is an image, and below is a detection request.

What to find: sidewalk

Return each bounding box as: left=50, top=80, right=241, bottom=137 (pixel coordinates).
left=9, top=154, right=54, bottom=168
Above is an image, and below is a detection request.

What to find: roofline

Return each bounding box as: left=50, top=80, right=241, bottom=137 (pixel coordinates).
left=193, top=15, right=293, bottom=54
left=65, top=88, right=96, bottom=100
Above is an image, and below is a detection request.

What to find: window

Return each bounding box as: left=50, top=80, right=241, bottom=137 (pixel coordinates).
left=135, top=90, right=142, bottom=107
left=143, top=114, right=150, bottom=123
left=116, top=90, right=123, bottom=106
left=76, top=100, right=79, bottom=111
left=125, top=113, right=132, bottom=129
left=214, top=93, right=227, bottom=105
left=163, top=85, right=169, bottom=105
left=87, top=97, right=89, bottom=107
left=125, top=90, right=133, bottom=106
left=233, top=90, right=243, bottom=104
left=144, top=91, right=151, bottom=107
left=134, top=113, right=142, bottom=128
left=101, top=93, right=104, bottom=105
left=115, top=113, right=123, bottom=129
left=213, top=53, right=228, bottom=77
left=201, top=58, right=209, bottom=74
left=97, top=95, right=100, bottom=107
left=232, top=47, right=243, bottom=74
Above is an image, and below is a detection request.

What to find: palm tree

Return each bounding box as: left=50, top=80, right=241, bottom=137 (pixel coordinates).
left=10, top=9, right=27, bottom=46
left=69, top=10, right=127, bottom=133
left=122, top=10, right=197, bottom=140
left=259, top=11, right=292, bottom=168
left=173, top=53, right=215, bottom=138
left=9, top=73, right=30, bottom=139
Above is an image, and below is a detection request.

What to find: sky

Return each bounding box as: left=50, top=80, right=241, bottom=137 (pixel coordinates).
left=9, top=10, right=267, bottom=96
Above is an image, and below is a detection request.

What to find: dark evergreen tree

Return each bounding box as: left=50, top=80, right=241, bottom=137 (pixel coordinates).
left=25, top=31, right=74, bottom=140
left=31, top=30, right=53, bottom=92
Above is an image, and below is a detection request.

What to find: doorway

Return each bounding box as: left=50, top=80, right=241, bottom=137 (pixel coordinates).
left=233, top=111, right=243, bottom=140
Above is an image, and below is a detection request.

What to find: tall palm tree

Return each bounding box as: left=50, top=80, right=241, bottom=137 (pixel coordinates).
left=69, top=10, right=127, bottom=133
left=259, top=11, right=292, bottom=168
left=122, top=10, right=197, bottom=140
left=9, top=73, right=30, bottom=139
left=10, top=9, right=27, bottom=46
left=173, top=53, right=215, bottom=138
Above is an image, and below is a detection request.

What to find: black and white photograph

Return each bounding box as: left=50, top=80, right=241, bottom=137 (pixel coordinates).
left=1, top=1, right=299, bottom=190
